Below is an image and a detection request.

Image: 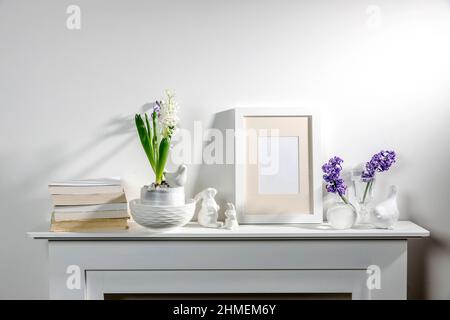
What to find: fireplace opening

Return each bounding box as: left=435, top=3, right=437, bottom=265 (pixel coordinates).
left=104, top=293, right=351, bottom=300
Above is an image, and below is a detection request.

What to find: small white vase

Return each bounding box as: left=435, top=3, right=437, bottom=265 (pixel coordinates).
left=327, top=203, right=357, bottom=230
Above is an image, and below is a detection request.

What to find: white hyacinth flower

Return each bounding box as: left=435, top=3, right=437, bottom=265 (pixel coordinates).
left=159, top=90, right=179, bottom=137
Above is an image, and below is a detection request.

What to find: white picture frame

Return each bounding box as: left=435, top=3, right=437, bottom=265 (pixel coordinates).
left=234, top=108, right=322, bottom=224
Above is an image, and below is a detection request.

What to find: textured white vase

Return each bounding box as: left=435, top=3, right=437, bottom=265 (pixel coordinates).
left=327, top=203, right=357, bottom=230
left=130, top=199, right=195, bottom=231
left=370, top=185, right=399, bottom=229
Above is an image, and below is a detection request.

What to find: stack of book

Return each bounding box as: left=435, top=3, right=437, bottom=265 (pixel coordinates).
left=49, top=178, right=129, bottom=232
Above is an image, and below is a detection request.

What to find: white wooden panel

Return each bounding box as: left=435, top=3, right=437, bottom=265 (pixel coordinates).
left=47, top=239, right=407, bottom=299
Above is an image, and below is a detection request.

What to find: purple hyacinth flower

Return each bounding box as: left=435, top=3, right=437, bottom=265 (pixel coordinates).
left=322, top=156, right=347, bottom=197
left=153, top=100, right=162, bottom=114
left=362, top=150, right=396, bottom=181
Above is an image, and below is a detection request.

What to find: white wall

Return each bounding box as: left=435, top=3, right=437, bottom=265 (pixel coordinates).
left=0, top=0, right=449, bottom=299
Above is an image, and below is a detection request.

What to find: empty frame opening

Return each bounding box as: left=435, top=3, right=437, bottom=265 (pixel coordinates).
left=258, top=136, right=300, bottom=195
left=243, top=116, right=313, bottom=216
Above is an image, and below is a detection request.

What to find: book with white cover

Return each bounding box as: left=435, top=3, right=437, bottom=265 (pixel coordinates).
left=50, top=214, right=128, bottom=232
left=49, top=178, right=123, bottom=194
left=54, top=203, right=128, bottom=213
left=54, top=210, right=129, bottom=222
left=51, top=193, right=126, bottom=206
left=49, top=185, right=124, bottom=195
left=49, top=177, right=122, bottom=186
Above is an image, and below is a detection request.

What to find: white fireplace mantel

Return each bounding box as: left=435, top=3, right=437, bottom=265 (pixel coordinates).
left=28, top=221, right=429, bottom=300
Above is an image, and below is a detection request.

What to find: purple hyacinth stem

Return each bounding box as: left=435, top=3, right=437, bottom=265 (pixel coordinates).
left=340, top=194, right=357, bottom=212
left=339, top=193, right=349, bottom=205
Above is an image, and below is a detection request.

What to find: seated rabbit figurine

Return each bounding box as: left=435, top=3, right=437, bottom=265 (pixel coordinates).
left=223, top=203, right=239, bottom=230
left=194, top=188, right=223, bottom=228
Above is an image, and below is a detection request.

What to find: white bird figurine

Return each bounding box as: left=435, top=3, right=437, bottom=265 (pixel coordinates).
left=164, top=164, right=187, bottom=187
left=370, top=185, right=400, bottom=229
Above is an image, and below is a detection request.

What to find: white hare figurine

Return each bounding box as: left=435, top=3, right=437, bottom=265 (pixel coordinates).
left=194, top=188, right=223, bottom=228
left=223, top=203, right=239, bottom=230
left=370, top=185, right=400, bottom=229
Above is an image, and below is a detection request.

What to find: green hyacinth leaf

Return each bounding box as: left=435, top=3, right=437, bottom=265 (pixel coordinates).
left=155, top=137, right=170, bottom=184
left=144, top=113, right=153, bottom=147
left=135, top=114, right=156, bottom=172
left=152, top=111, right=159, bottom=160
left=144, top=113, right=155, bottom=168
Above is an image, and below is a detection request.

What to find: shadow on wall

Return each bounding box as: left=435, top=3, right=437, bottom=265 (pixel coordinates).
left=187, top=109, right=235, bottom=221
left=400, top=192, right=426, bottom=299
left=407, top=238, right=429, bottom=299
left=401, top=154, right=450, bottom=299
left=1, top=102, right=157, bottom=213
left=0, top=103, right=157, bottom=298
left=409, top=233, right=450, bottom=299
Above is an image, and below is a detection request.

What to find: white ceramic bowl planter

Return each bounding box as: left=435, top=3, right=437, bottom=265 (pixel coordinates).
left=130, top=168, right=193, bottom=231
left=130, top=198, right=195, bottom=231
